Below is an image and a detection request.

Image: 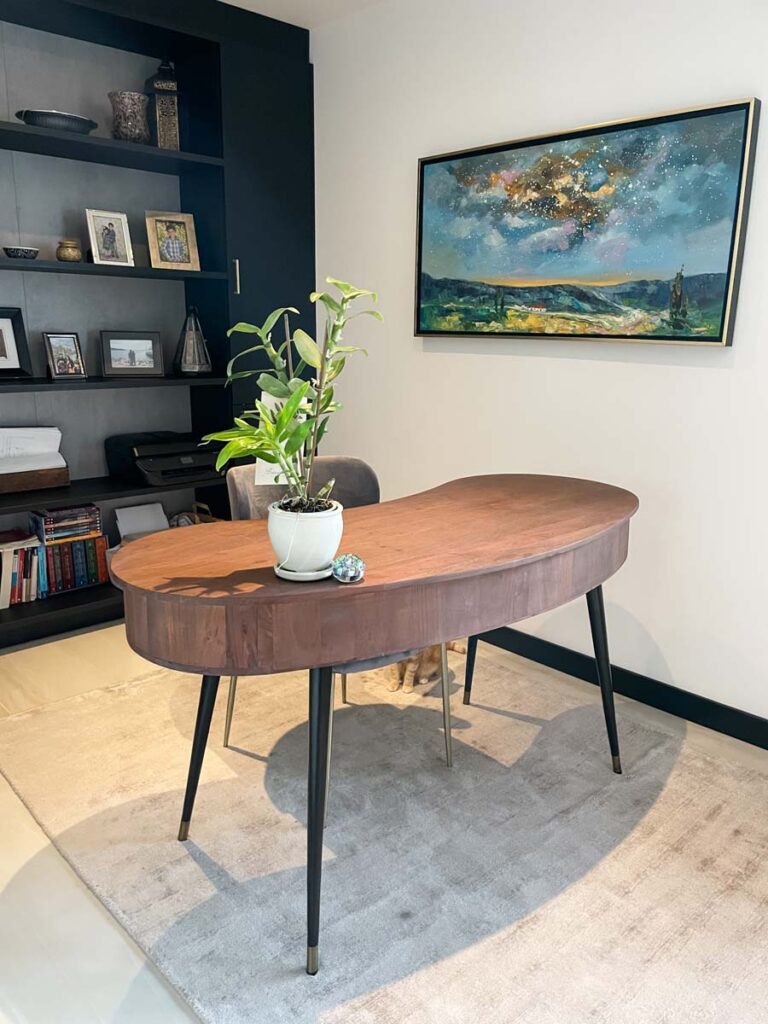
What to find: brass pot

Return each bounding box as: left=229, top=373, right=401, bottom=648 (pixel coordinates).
left=56, top=239, right=83, bottom=262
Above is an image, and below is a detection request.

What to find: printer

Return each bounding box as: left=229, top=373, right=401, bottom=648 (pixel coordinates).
left=104, top=432, right=223, bottom=488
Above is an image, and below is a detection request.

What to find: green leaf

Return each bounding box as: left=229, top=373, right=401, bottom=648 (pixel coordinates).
left=320, top=385, right=335, bottom=412
left=315, top=475, right=334, bottom=498
left=345, top=308, right=384, bottom=322
left=293, top=329, right=322, bottom=369
left=227, top=344, right=263, bottom=373
left=202, top=428, right=251, bottom=442
left=257, top=373, right=291, bottom=398
left=326, top=356, right=346, bottom=382
left=326, top=277, right=378, bottom=302
left=275, top=379, right=310, bottom=433
left=316, top=416, right=331, bottom=445
left=215, top=437, right=259, bottom=471
left=261, top=306, right=299, bottom=339
left=227, top=322, right=264, bottom=337
left=333, top=345, right=367, bottom=355
left=225, top=369, right=261, bottom=382
left=310, top=291, right=342, bottom=314
left=284, top=419, right=312, bottom=456
left=234, top=417, right=258, bottom=432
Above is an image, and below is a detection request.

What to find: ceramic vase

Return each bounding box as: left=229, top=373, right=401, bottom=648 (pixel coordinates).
left=109, top=91, right=150, bottom=144
left=268, top=501, right=344, bottom=576
left=56, top=239, right=82, bottom=262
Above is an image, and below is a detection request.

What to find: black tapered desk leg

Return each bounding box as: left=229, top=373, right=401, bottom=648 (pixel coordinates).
left=586, top=586, right=622, bottom=774
left=462, top=634, right=479, bottom=705
left=306, top=665, right=333, bottom=975
left=178, top=674, right=220, bottom=841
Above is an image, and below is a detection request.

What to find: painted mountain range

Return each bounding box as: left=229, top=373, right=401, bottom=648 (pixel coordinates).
left=418, top=271, right=728, bottom=340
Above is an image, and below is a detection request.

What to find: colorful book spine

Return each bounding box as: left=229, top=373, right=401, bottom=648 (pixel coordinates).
left=71, top=541, right=88, bottom=588
left=95, top=536, right=109, bottom=583
left=85, top=539, right=98, bottom=585
left=60, top=544, right=74, bottom=591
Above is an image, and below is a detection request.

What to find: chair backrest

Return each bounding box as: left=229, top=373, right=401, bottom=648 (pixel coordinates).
left=226, top=456, right=380, bottom=521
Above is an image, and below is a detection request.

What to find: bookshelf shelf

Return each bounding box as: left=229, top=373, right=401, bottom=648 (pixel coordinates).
left=0, top=475, right=225, bottom=517
left=0, top=376, right=227, bottom=395
left=0, top=259, right=228, bottom=281
left=0, top=120, right=224, bottom=175
left=0, top=582, right=123, bottom=649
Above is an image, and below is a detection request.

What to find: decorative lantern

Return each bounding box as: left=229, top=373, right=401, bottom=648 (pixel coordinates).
left=145, top=59, right=180, bottom=151
left=173, top=306, right=212, bottom=375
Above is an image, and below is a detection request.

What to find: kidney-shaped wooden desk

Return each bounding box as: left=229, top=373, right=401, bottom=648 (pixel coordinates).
left=111, top=474, right=638, bottom=974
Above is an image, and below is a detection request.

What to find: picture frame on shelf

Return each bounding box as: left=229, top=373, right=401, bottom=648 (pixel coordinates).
left=145, top=211, right=200, bottom=272
left=0, top=308, right=32, bottom=378
left=43, top=332, right=87, bottom=379
left=100, top=330, right=164, bottom=377
left=86, top=209, right=135, bottom=267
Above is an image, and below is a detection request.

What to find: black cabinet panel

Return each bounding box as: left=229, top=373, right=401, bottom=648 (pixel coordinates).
left=220, top=44, right=316, bottom=413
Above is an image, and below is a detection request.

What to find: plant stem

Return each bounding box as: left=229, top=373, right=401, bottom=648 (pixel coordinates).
left=304, top=312, right=337, bottom=496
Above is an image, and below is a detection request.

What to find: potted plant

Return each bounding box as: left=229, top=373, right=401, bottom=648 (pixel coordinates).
left=203, top=277, right=382, bottom=578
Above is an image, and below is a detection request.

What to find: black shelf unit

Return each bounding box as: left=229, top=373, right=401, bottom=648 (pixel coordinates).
left=0, top=119, right=225, bottom=174
left=0, top=258, right=227, bottom=280
left=0, top=0, right=316, bottom=649
left=0, top=475, right=225, bottom=517
left=0, top=376, right=227, bottom=394
left=0, top=583, right=124, bottom=648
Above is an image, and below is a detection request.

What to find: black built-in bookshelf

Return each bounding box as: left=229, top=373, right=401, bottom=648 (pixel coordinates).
left=0, top=0, right=316, bottom=648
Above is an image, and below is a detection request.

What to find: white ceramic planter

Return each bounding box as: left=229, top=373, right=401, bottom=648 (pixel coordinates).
left=268, top=501, right=343, bottom=574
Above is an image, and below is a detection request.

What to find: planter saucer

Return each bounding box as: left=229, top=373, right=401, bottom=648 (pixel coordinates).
left=274, top=564, right=333, bottom=582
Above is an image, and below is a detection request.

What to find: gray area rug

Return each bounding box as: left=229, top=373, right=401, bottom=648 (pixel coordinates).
left=1, top=648, right=767, bottom=1023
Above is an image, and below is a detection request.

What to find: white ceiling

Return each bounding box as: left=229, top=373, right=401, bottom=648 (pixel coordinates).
left=219, top=0, right=384, bottom=30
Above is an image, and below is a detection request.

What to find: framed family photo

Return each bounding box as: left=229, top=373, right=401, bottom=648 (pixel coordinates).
left=100, top=330, right=164, bottom=377
left=0, top=308, right=32, bottom=378
left=86, top=209, right=134, bottom=267
left=43, top=332, right=87, bottom=379
left=145, top=211, right=200, bottom=272
left=415, top=98, right=759, bottom=346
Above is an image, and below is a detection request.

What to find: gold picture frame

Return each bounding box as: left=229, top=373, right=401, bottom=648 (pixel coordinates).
left=145, top=210, right=200, bottom=272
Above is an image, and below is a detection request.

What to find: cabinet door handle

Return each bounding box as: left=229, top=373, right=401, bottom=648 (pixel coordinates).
left=233, top=258, right=241, bottom=296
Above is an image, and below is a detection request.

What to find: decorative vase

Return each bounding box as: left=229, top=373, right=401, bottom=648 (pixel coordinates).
left=268, top=501, right=344, bottom=576
left=108, top=90, right=150, bottom=144
left=173, top=306, right=212, bottom=375
left=56, top=239, right=82, bottom=262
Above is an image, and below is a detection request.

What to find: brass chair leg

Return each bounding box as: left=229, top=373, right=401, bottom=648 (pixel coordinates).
left=440, top=643, right=453, bottom=767
left=340, top=672, right=348, bottom=704
left=223, top=675, right=238, bottom=747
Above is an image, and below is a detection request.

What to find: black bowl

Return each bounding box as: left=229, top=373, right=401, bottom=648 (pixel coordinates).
left=15, top=109, right=98, bottom=135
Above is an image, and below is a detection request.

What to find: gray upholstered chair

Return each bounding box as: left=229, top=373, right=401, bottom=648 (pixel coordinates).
left=224, top=456, right=454, bottom=769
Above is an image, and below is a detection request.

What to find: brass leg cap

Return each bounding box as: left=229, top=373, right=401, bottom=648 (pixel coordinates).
left=612, top=755, right=623, bottom=775
left=306, top=945, right=319, bottom=975
left=462, top=692, right=471, bottom=705
left=178, top=820, right=190, bottom=841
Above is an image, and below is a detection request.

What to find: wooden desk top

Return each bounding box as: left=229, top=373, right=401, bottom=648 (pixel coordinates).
left=111, top=475, right=638, bottom=676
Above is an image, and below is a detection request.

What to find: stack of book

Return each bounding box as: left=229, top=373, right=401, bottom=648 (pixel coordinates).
left=0, top=530, right=45, bottom=610
left=28, top=504, right=109, bottom=598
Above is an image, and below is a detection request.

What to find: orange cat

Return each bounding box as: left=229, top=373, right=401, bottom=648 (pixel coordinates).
left=388, top=641, right=467, bottom=694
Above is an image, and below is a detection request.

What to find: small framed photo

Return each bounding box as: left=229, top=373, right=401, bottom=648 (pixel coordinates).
left=0, top=308, right=32, bottom=378
left=86, top=209, right=134, bottom=267
left=145, top=211, right=200, bottom=272
left=43, top=332, right=87, bottom=379
left=100, top=331, right=164, bottom=377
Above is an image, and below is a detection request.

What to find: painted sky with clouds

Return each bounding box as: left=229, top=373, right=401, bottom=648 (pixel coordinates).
left=420, top=108, right=747, bottom=284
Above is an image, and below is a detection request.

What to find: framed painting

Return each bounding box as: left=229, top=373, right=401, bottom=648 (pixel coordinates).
left=415, top=99, right=759, bottom=346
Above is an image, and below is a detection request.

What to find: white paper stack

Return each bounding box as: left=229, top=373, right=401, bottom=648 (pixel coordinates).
left=0, top=427, right=66, bottom=475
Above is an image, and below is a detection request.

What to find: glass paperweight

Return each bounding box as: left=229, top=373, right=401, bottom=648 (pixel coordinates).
left=331, top=553, right=365, bottom=583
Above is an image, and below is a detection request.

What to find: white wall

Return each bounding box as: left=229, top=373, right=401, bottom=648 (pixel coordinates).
left=312, top=0, right=768, bottom=718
